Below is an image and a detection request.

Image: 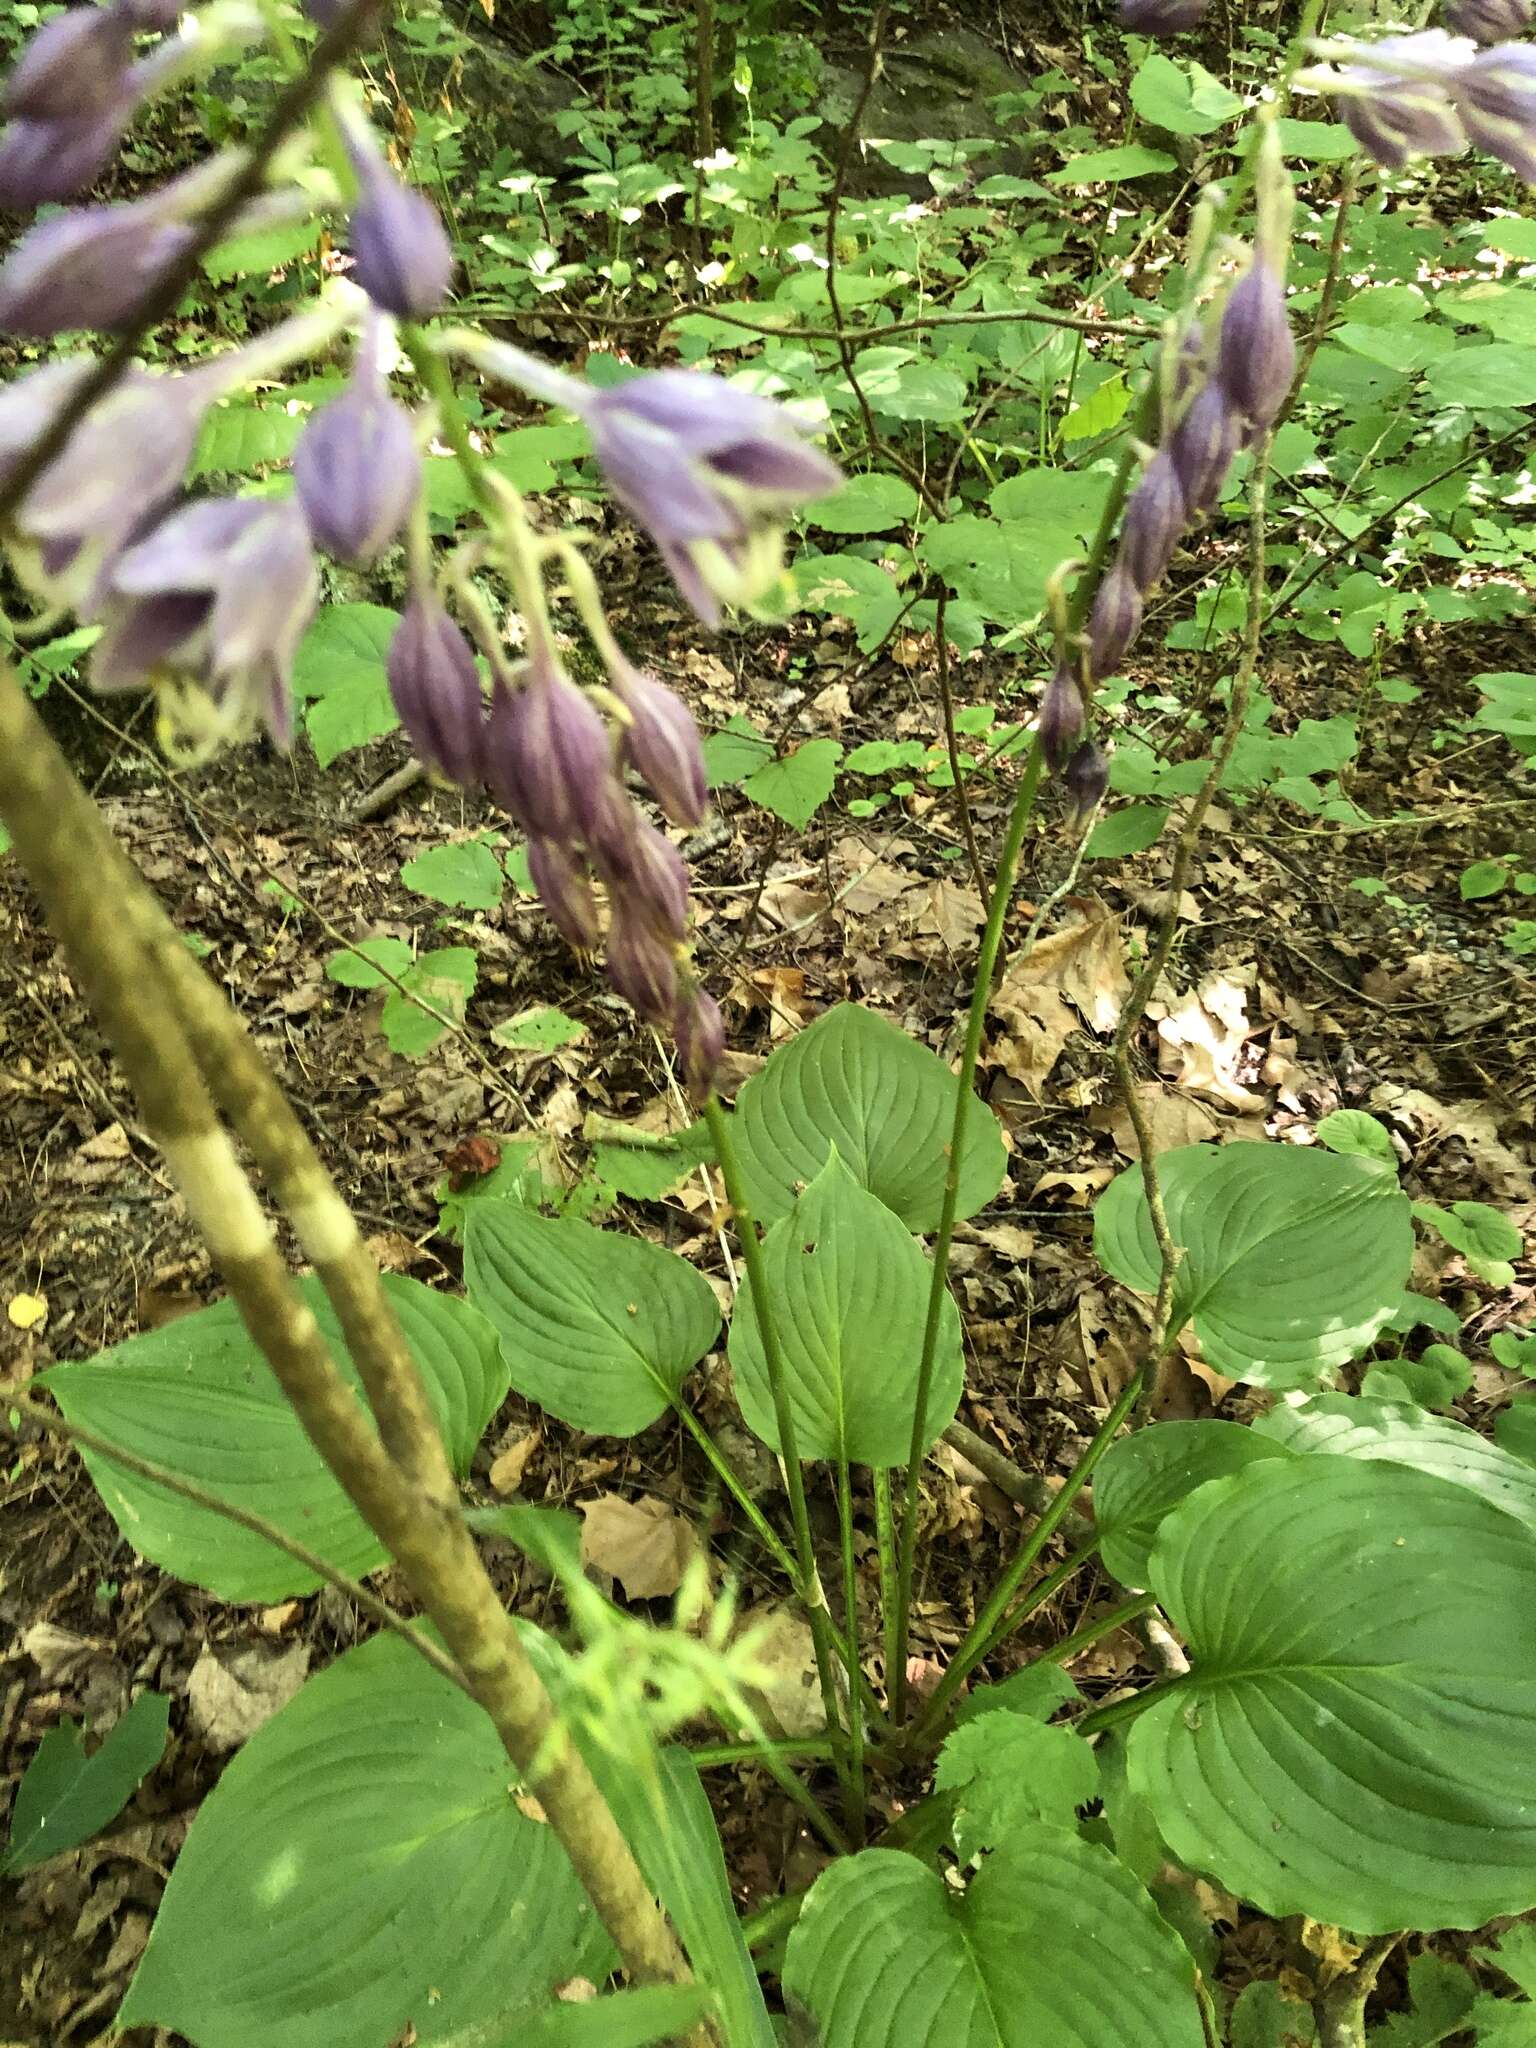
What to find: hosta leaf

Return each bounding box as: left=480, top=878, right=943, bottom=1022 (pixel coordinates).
left=119, top=1634, right=609, bottom=2048
left=726, top=1151, right=963, bottom=1466
left=783, top=1834, right=1204, bottom=2048
left=1130, top=1458, right=1536, bottom=1931
left=730, top=1002, right=1005, bottom=1231
left=1093, top=1420, right=1294, bottom=1586
left=42, top=1278, right=506, bottom=1602
left=463, top=1207, right=719, bottom=1435
left=2, top=1691, right=169, bottom=1876
left=1093, top=1142, right=1413, bottom=1388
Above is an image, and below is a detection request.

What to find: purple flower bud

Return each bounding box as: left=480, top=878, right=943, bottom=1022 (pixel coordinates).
left=1087, top=564, right=1143, bottom=681
left=345, top=126, right=454, bottom=320
left=0, top=196, right=191, bottom=334
left=612, top=662, right=707, bottom=827
left=295, top=371, right=421, bottom=566
left=385, top=595, right=487, bottom=788
left=1117, top=449, right=1188, bottom=594
left=1119, top=0, right=1206, bottom=32
left=1169, top=320, right=1210, bottom=406
left=1216, top=264, right=1297, bottom=432
left=1444, top=0, right=1531, bottom=41
left=1037, top=663, right=1086, bottom=774
left=1063, top=742, right=1110, bottom=827
left=5, top=7, right=135, bottom=123
left=485, top=661, right=619, bottom=844
left=1322, top=33, right=1472, bottom=168
left=527, top=836, right=602, bottom=952
left=1169, top=378, right=1244, bottom=512
left=0, top=103, right=133, bottom=210
left=606, top=917, right=679, bottom=1024
left=597, top=817, right=691, bottom=942
left=1454, top=44, right=1536, bottom=180
left=674, top=987, right=725, bottom=1099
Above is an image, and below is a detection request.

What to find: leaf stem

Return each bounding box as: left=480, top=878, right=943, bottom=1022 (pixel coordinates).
left=873, top=1466, right=901, bottom=1711
left=836, top=1455, right=867, bottom=1842
left=669, top=1398, right=799, bottom=1584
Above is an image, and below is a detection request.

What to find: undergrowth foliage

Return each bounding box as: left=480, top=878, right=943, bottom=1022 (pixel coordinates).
left=1, top=0, right=1535, bottom=2044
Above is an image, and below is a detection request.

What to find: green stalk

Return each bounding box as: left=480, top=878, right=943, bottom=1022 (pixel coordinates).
left=873, top=1466, right=901, bottom=1712
left=669, top=1399, right=799, bottom=1584
left=836, top=1456, right=867, bottom=1842
left=964, top=1541, right=1101, bottom=1674
left=1075, top=1660, right=1188, bottom=1737
left=689, top=1738, right=834, bottom=1766
left=703, top=1096, right=852, bottom=1790
left=1037, top=1592, right=1158, bottom=1677
left=698, top=1722, right=850, bottom=1856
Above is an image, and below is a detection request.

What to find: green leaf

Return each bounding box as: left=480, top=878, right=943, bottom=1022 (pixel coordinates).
left=727, top=1151, right=962, bottom=1466
left=1130, top=1458, right=1536, bottom=1931
left=489, top=1005, right=585, bottom=1052
left=516, top=1986, right=715, bottom=2048
left=201, top=218, right=322, bottom=281
left=1497, top=1400, right=1536, bottom=1466
left=1478, top=219, right=1536, bottom=260
left=1253, top=1392, right=1536, bottom=1537
left=42, top=1279, right=506, bottom=1602
left=702, top=716, right=773, bottom=789
left=1275, top=115, right=1360, bottom=160
left=843, top=739, right=929, bottom=775
left=1314, top=1108, right=1397, bottom=1167
left=1424, top=344, right=1536, bottom=409
left=936, top=1713, right=1099, bottom=1859
left=1414, top=1198, right=1523, bottom=1269
left=1231, top=1980, right=1318, bottom=2047
left=1084, top=803, right=1169, bottom=858
left=463, top=1207, right=719, bottom=1435
left=1366, top=1952, right=1474, bottom=2046
left=1093, top=1421, right=1293, bottom=1587
left=1470, top=1926, right=1536, bottom=2047
left=1461, top=858, right=1511, bottom=901
left=740, top=738, right=843, bottom=829
left=325, top=935, right=414, bottom=988
left=783, top=1835, right=1205, bottom=2048
left=1362, top=1343, right=1472, bottom=1410
left=1130, top=53, right=1242, bottom=135
left=192, top=404, right=304, bottom=476
left=1046, top=144, right=1179, bottom=184
left=805, top=473, right=919, bottom=534
left=730, top=1002, right=1006, bottom=1231
left=951, top=1663, right=1079, bottom=1728
left=1493, top=1329, right=1536, bottom=1377
left=120, top=1634, right=609, bottom=2048
left=589, top=1121, right=715, bottom=1203
left=382, top=946, right=478, bottom=1057
left=400, top=840, right=505, bottom=911
left=2, top=1692, right=169, bottom=1875
left=1093, top=1142, right=1414, bottom=1388
left=1061, top=372, right=1130, bottom=443
left=295, top=603, right=405, bottom=766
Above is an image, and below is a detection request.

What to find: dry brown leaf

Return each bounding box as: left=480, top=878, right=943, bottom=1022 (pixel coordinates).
left=579, top=1493, right=697, bottom=1600
left=990, top=987, right=1077, bottom=1094
left=913, top=879, right=985, bottom=953
left=186, top=1643, right=310, bottom=1753
left=1156, top=971, right=1267, bottom=1112
left=739, top=1607, right=827, bottom=1737
left=990, top=898, right=1129, bottom=1089
left=757, top=878, right=830, bottom=931
left=1370, top=1085, right=1533, bottom=1199
left=489, top=1428, right=542, bottom=1497
left=1091, top=1082, right=1222, bottom=1160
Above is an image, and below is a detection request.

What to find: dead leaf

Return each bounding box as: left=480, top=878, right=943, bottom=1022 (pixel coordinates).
left=990, top=899, right=1130, bottom=1089
left=257, top=1601, right=303, bottom=1635
left=1156, top=970, right=1267, bottom=1112
left=489, top=1428, right=542, bottom=1497
left=21, top=1624, right=102, bottom=1683
left=579, top=1493, right=697, bottom=1600
left=738, top=1607, right=827, bottom=1737
left=1370, top=1085, right=1533, bottom=1199
left=912, top=879, right=985, bottom=953
left=1091, top=1082, right=1222, bottom=1160
left=186, top=1642, right=310, bottom=1753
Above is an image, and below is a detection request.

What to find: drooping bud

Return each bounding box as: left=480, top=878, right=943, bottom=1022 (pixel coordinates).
left=674, top=987, right=725, bottom=1099
left=527, top=836, right=602, bottom=952
left=295, top=367, right=421, bottom=565
left=1119, top=0, right=1207, bottom=32
left=5, top=6, right=135, bottom=123
left=1117, top=449, right=1188, bottom=593
left=606, top=916, right=679, bottom=1024
left=344, top=120, right=454, bottom=319
left=1168, top=379, right=1244, bottom=512
left=485, top=660, right=619, bottom=845
left=1444, top=0, right=1531, bottom=42
left=385, top=594, right=487, bottom=788
left=1453, top=44, right=1536, bottom=180
left=612, top=662, right=708, bottom=826
left=1063, top=741, right=1110, bottom=827
left=1216, top=264, right=1297, bottom=432
left=0, top=196, right=191, bottom=334
left=598, top=817, right=691, bottom=942
left=1305, top=32, right=1473, bottom=169
left=1087, top=563, right=1143, bottom=681
left=1037, top=663, right=1086, bottom=774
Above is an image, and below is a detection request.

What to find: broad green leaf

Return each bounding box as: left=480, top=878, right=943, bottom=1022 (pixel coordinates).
left=936, top=1713, right=1099, bottom=1859
left=726, top=1151, right=964, bottom=1466
left=1497, top=1401, right=1536, bottom=1466
left=43, top=1278, right=506, bottom=1602
left=702, top=715, right=773, bottom=788
left=489, top=1005, right=585, bottom=1052
left=382, top=946, right=478, bottom=1057
left=120, top=1634, right=609, bottom=2048
left=1462, top=858, right=1511, bottom=900
left=740, top=738, right=842, bottom=829
left=296, top=603, right=404, bottom=766
left=1130, top=1458, right=1536, bottom=1931
left=1367, top=1952, right=1475, bottom=2046
left=1130, top=53, right=1242, bottom=135
left=589, top=1120, right=715, bottom=1203
left=806, top=472, right=919, bottom=534
left=730, top=1001, right=1006, bottom=1231
left=464, top=1207, right=719, bottom=1435
left=1093, top=1421, right=1293, bottom=1587
left=516, top=1986, right=715, bottom=2048
left=952, top=1663, right=1079, bottom=1728
left=1414, top=1198, right=1522, bottom=1282
left=2, top=1692, right=169, bottom=1876
left=794, top=551, right=906, bottom=652
left=192, top=403, right=304, bottom=476
left=1253, top=1392, right=1536, bottom=1536
left=783, top=1835, right=1204, bottom=2048
left=1275, top=115, right=1359, bottom=160
left=1084, top=802, right=1168, bottom=858
left=400, top=841, right=504, bottom=910
left=1061, top=372, right=1129, bottom=442
left=1046, top=144, right=1178, bottom=184
left=1478, top=219, right=1536, bottom=259
left=1093, top=1142, right=1413, bottom=1388
left=1493, top=1329, right=1536, bottom=1377
left=1314, top=1108, right=1397, bottom=1167
left=1362, top=1343, right=1472, bottom=1410
left=1470, top=1926, right=1536, bottom=2046
left=325, top=935, right=414, bottom=988
left=1231, top=1980, right=1318, bottom=2047
left=201, top=218, right=322, bottom=281
left=1424, top=344, right=1536, bottom=409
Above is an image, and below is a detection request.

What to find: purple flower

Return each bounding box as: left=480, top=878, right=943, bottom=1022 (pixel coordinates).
left=345, top=122, right=453, bottom=319
left=1169, top=378, right=1244, bottom=511
left=611, top=661, right=708, bottom=826
left=1217, top=265, right=1297, bottom=432
left=5, top=6, right=135, bottom=123
left=1117, top=449, right=1188, bottom=593
left=1313, top=33, right=1473, bottom=168
left=1119, top=0, right=1207, bottom=31
left=385, top=594, right=487, bottom=788
left=1444, top=0, right=1531, bottom=40
left=0, top=102, right=134, bottom=210
left=1086, top=563, right=1143, bottom=681
left=93, top=498, right=318, bottom=751
left=1063, top=741, right=1110, bottom=827
left=606, top=917, right=679, bottom=1024
left=295, top=364, right=421, bottom=565
left=484, top=658, right=621, bottom=844
left=597, top=818, right=691, bottom=942
left=527, top=836, right=601, bottom=952
left=0, top=193, right=192, bottom=334
left=1037, top=663, right=1086, bottom=774
left=1454, top=44, right=1536, bottom=180
left=674, top=987, right=724, bottom=1099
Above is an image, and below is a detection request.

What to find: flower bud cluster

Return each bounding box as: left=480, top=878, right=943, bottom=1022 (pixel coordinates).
left=1302, top=28, right=1536, bottom=182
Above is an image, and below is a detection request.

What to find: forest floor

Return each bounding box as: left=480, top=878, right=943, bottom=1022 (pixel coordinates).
left=3, top=572, right=1533, bottom=2041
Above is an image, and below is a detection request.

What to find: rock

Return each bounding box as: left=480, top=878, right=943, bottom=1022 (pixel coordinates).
left=818, top=26, right=1037, bottom=193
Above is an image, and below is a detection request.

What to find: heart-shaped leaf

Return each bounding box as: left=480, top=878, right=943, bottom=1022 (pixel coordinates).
left=1093, top=1420, right=1294, bottom=1586
left=783, top=1834, right=1205, bottom=2048
left=1093, top=1142, right=1413, bottom=1388
left=730, top=1002, right=1005, bottom=1232
left=727, top=1151, right=963, bottom=1465
left=463, top=1207, right=720, bottom=1435
left=119, top=1634, right=609, bottom=2048
left=1130, top=1458, right=1536, bottom=1931
left=42, top=1278, right=506, bottom=1603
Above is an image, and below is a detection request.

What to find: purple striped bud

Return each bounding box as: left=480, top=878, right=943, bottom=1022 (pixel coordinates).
left=1169, top=379, right=1244, bottom=512
left=1444, top=0, right=1530, bottom=40
left=1064, top=742, right=1110, bottom=827
left=1117, top=450, right=1187, bottom=593
left=606, top=917, right=679, bottom=1024
left=0, top=103, right=134, bottom=209
left=1087, top=564, right=1143, bottom=681
left=1037, top=663, right=1085, bottom=774
left=527, top=836, right=602, bottom=952
left=674, top=988, right=725, bottom=1099
left=1119, top=0, right=1206, bottom=31
left=1454, top=45, right=1536, bottom=180
left=1217, top=265, right=1297, bottom=432
left=0, top=195, right=191, bottom=334
left=598, top=818, right=691, bottom=942
left=1170, top=320, right=1210, bottom=406
left=295, top=369, right=421, bottom=566
left=5, top=7, right=135, bottom=123
left=485, top=661, right=619, bottom=845
left=612, top=662, right=707, bottom=827
left=1316, top=33, right=1472, bottom=168
left=345, top=125, right=453, bottom=319
left=385, top=595, right=487, bottom=789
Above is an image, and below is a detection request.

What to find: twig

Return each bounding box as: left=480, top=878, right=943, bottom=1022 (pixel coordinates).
left=942, top=1421, right=1094, bottom=1546
left=1315, top=1935, right=1404, bottom=2048
left=349, top=757, right=426, bottom=821
left=933, top=588, right=986, bottom=894
left=825, top=0, right=894, bottom=477
left=474, top=299, right=1158, bottom=344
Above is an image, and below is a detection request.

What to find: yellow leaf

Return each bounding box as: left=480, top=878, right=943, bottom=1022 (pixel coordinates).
left=7, top=1292, right=46, bottom=1331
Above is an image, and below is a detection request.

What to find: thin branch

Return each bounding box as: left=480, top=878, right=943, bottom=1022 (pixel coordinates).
left=825, top=0, right=894, bottom=476
left=470, top=298, right=1158, bottom=344
left=1315, top=1935, right=1404, bottom=2048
